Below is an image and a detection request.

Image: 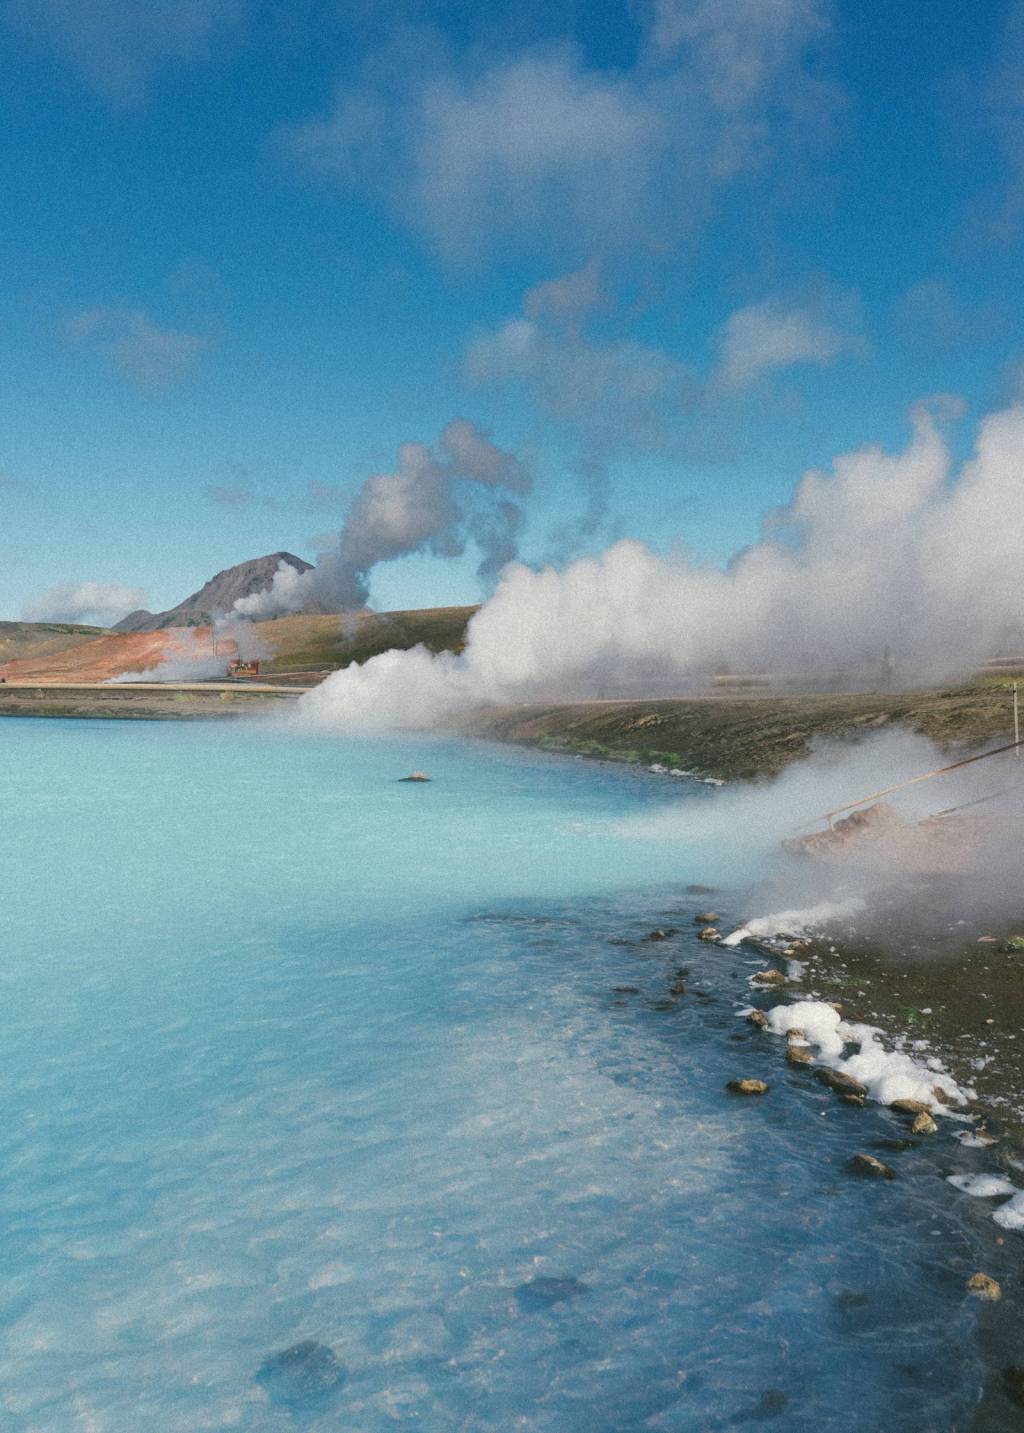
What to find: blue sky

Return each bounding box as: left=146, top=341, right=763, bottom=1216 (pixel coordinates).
left=2, top=0, right=1023, bottom=622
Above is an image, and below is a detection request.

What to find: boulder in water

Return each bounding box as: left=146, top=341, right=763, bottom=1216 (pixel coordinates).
left=747, top=1009, right=770, bottom=1029
left=644, top=927, right=679, bottom=942
left=255, top=1340, right=345, bottom=1406
left=398, top=772, right=431, bottom=782
left=849, top=1153, right=896, bottom=1180
left=818, top=1068, right=868, bottom=1097
left=967, top=1273, right=1002, bottom=1301
left=697, top=927, right=720, bottom=942
left=890, top=1098, right=930, bottom=1116
left=751, top=968, right=786, bottom=985
left=727, top=1078, right=769, bottom=1096
left=694, top=912, right=719, bottom=924
left=911, top=1111, right=938, bottom=1135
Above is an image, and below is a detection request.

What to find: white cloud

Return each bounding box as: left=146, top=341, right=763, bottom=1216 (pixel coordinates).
left=4, top=0, right=243, bottom=106
left=21, top=581, right=148, bottom=626
left=713, top=292, right=862, bottom=392
left=282, top=1, right=835, bottom=261
left=66, top=307, right=212, bottom=390
left=896, top=279, right=999, bottom=350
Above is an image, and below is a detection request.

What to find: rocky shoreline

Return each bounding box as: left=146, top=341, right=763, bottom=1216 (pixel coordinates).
left=720, top=915, right=1024, bottom=1164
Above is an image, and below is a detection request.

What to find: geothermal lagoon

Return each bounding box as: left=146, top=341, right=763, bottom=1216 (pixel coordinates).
left=0, top=718, right=1013, bottom=1429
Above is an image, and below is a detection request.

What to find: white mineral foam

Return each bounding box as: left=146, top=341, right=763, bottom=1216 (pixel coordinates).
left=764, top=1000, right=965, bottom=1108
left=947, top=1174, right=1017, bottom=1198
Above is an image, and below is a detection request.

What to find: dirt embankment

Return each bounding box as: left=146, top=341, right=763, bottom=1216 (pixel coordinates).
left=0, top=684, right=301, bottom=721
left=0, top=630, right=186, bottom=683
left=465, top=677, right=1024, bottom=781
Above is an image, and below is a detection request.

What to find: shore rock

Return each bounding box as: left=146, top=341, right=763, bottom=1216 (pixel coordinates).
left=727, top=1078, right=769, bottom=1096
left=890, top=1098, right=930, bottom=1116
left=849, top=1153, right=896, bottom=1180
left=786, top=1046, right=813, bottom=1067
left=818, top=1068, right=868, bottom=1097
left=967, top=1273, right=1002, bottom=1302
left=842, top=1093, right=866, bottom=1107
left=911, top=1111, right=938, bottom=1135
left=747, top=1010, right=770, bottom=1029
left=752, top=969, right=786, bottom=986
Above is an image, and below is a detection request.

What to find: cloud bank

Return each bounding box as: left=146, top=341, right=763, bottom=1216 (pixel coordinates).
left=66, top=307, right=212, bottom=390
left=5, top=0, right=243, bottom=106
left=21, top=580, right=148, bottom=626
left=712, top=291, right=863, bottom=392
left=283, top=0, right=835, bottom=261
left=298, top=400, right=1024, bottom=729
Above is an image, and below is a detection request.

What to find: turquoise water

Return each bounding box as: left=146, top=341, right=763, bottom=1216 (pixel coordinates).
left=0, top=719, right=1002, bottom=1429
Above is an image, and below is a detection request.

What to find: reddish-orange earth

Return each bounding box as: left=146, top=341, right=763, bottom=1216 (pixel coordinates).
left=0, top=628, right=238, bottom=683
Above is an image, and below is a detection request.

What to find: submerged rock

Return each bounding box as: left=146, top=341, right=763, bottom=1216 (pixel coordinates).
left=727, top=1078, right=769, bottom=1096
left=686, top=884, right=717, bottom=895
left=849, top=1153, right=896, bottom=1180
left=1003, top=1366, right=1024, bottom=1406
left=967, top=1273, right=1002, bottom=1302
left=842, top=1093, right=866, bottom=1107
left=645, top=927, right=679, bottom=942
left=255, top=1341, right=346, bottom=1406
left=515, top=1276, right=589, bottom=1309
left=818, top=1068, right=868, bottom=1097
left=911, top=1111, right=938, bottom=1135
left=612, top=985, right=640, bottom=994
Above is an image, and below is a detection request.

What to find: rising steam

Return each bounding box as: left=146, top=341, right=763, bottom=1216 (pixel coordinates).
left=234, top=419, right=530, bottom=619
left=298, top=400, right=1024, bottom=729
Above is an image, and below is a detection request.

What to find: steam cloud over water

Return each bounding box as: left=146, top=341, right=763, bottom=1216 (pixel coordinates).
left=234, top=419, right=530, bottom=619
left=299, top=401, right=1024, bottom=729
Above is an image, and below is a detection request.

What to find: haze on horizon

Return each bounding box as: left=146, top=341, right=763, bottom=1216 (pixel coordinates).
left=3, top=0, right=1024, bottom=653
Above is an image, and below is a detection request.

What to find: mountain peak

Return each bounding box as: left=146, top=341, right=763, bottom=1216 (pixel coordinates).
left=112, top=552, right=313, bottom=631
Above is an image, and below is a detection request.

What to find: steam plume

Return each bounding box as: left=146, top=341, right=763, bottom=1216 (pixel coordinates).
left=298, top=400, right=1024, bottom=729
left=235, top=419, right=529, bottom=619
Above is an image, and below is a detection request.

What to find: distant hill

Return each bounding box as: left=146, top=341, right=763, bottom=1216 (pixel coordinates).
left=113, top=552, right=313, bottom=631
left=0, top=605, right=479, bottom=684
left=253, top=606, right=479, bottom=677
left=0, top=620, right=107, bottom=664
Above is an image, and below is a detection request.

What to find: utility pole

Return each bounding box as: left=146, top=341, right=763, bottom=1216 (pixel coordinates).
left=1015, top=680, right=1020, bottom=758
